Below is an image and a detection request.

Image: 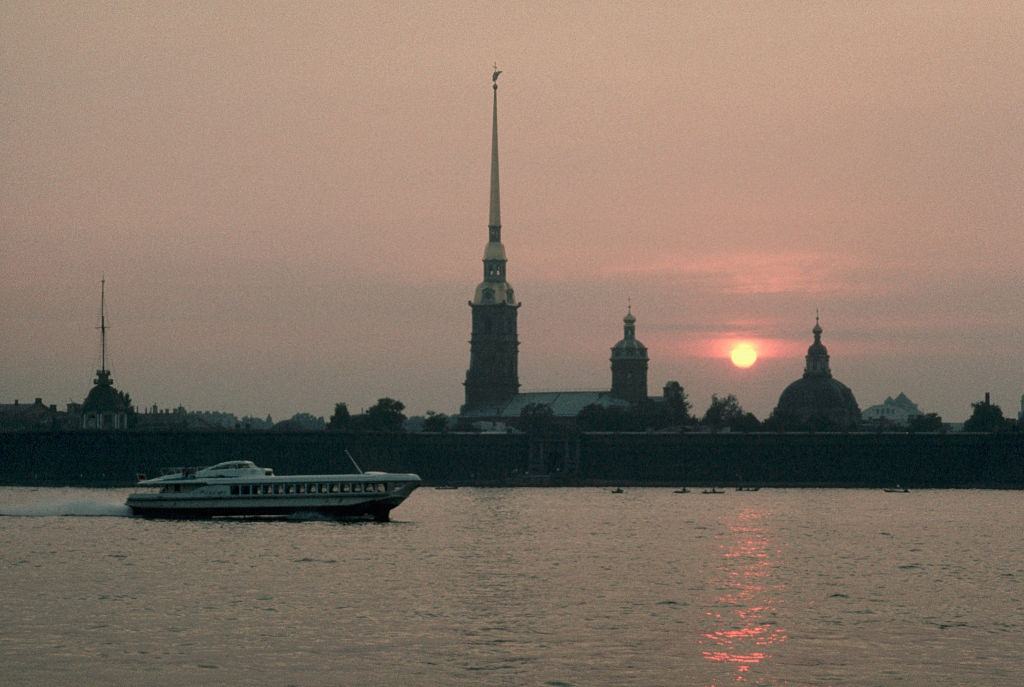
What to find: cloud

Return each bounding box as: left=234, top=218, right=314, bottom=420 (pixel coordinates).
left=604, top=249, right=873, bottom=296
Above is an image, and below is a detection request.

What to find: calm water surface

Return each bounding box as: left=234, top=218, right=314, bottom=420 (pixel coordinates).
left=1, top=487, right=1021, bottom=686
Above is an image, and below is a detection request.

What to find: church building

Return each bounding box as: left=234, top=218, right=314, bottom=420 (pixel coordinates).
left=769, top=315, right=861, bottom=430
left=459, top=72, right=673, bottom=427
left=81, top=279, right=131, bottom=430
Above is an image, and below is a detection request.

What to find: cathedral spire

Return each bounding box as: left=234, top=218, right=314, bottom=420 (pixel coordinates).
left=472, top=66, right=515, bottom=305
left=464, top=69, right=520, bottom=412
left=94, top=276, right=113, bottom=387
left=488, top=65, right=502, bottom=240
left=99, top=276, right=107, bottom=373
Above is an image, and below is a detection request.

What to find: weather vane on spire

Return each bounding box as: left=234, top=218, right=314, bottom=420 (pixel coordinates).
left=492, top=63, right=502, bottom=86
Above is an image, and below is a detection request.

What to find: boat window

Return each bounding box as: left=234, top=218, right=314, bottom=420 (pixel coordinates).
left=262, top=484, right=271, bottom=495
left=286, top=484, right=294, bottom=494
left=353, top=483, right=363, bottom=493
left=296, top=484, right=305, bottom=494
left=230, top=485, right=239, bottom=495
left=274, top=484, right=282, bottom=495
left=308, top=484, right=316, bottom=494
left=381, top=483, right=388, bottom=492
left=329, top=483, right=338, bottom=493
left=341, top=483, right=350, bottom=492
left=318, top=484, right=327, bottom=494
left=241, top=485, right=251, bottom=496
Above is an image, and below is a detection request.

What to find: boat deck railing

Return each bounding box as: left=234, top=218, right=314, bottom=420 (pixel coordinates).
left=160, top=466, right=202, bottom=478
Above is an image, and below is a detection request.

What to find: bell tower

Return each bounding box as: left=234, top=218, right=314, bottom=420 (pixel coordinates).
left=463, top=68, right=520, bottom=411
left=610, top=304, right=649, bottom=404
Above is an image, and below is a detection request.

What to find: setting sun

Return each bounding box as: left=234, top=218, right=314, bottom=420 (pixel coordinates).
left=730, top=343, right=758, bottom=368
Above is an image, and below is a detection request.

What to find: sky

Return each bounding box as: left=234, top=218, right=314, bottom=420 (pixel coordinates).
left=2, top=2, right=1023, bottom=422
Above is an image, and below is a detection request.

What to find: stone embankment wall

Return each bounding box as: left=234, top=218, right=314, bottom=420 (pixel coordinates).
left=0, top=430, right=1022, bottom=487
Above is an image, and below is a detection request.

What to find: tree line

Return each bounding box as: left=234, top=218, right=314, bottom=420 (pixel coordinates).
left=324, top=391, right=1020, bottom=434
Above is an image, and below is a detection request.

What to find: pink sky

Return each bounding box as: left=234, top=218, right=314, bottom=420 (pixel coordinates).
left=2, top=2, right=1022, bottom=421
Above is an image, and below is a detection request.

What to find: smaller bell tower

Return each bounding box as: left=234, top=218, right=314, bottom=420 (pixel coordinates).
left=610, top=304, right=649, bottom=404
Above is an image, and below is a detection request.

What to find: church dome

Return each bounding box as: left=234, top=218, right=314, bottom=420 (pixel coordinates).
left=611, top=307, right=647, bottom=359
left=771, top=316, right=860, bottom=429
left=774, top=375, right=860, bottom=430
left=82, top=370, right=129, bottom=413
left=611, top=337, right=647, bottom=358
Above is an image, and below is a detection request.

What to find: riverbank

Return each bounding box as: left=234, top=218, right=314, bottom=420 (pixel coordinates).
left=2, top=429, right=1022, bottom=488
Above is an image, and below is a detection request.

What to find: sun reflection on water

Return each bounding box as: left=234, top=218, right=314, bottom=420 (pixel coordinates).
left=700, top=508, right=787, bottom=684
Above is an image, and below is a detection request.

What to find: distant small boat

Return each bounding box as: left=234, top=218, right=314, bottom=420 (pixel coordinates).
left=673, top=487, right=690, bottom=494
left=611, top=487, right=624, bottom=494
left=701, top=488, right=724, bottom=495
left=883, top=485, right=910, bottom=493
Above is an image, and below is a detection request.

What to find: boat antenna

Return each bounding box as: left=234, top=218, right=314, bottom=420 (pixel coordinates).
left=344, top=449, right=364, bottom=474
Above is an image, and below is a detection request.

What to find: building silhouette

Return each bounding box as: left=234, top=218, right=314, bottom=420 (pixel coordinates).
left=462, top=69, right=520, bottom=412
left=770, top=315, right=860, bottom=430
left=861, top=392, right=923, bottom=427
left=81, top=279, right=131, bottom=430
left=610, top=305, right=649, bottom=404
left=459, top=72, right=678, bottom=426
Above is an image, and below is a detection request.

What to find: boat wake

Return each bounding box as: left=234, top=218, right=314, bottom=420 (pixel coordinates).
left=0, top=499, right=133, bottom=518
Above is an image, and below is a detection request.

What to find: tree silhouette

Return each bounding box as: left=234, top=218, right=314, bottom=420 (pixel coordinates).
left=701, top=394, right=746, bottom=431
left=964, top=398, right=1008, bottom=432
left=577, top=404, right=638, bottom=431
left=362, top=398, right=407, bottom=432
left=907, top=412, right=944, bottom=433
left=327, top=402, right=351, bottom=431
left=422, top=411, right=449, bottom=432
left=661, top=381, right=694, bottom=426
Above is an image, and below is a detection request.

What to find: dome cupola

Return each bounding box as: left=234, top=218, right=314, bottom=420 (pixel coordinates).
left=804, top=312, right=831, bottom=377
left=611, top=304, right=647, bottom=360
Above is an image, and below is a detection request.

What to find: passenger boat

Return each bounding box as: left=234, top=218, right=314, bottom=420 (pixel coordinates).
left=126, top=460, right=421, bottom=521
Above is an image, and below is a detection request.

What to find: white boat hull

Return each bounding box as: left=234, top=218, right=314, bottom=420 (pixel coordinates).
left=127, top=493, right=410, bottom=520
left=125, top=464, right=420, bottom=521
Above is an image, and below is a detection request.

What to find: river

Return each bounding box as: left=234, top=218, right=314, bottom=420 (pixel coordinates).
left=1, top=486, right=1020, bottom=686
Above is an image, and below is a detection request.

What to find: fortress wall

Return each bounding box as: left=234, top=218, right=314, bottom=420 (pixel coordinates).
left=0, top=430, right=1022, bottom=487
